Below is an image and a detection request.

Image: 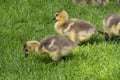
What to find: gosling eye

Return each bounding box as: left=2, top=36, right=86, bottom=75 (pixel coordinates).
left=25, top=49, right=28, bottom=52
left=56, top=14, right=58, bottom=16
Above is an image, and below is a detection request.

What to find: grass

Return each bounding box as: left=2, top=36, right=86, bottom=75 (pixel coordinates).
left=0, top=0, right=120, bottom=80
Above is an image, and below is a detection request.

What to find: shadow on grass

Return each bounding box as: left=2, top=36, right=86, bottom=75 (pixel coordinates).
left=78, top=36, right=106, bottom=46
left=33, top=53, right=74, bottom=65
left=78, top=35, right=120, bottom=46
left=109, top=36, right=120, bottom=43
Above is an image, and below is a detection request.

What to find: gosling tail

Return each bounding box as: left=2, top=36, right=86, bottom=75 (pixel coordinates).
left=96, top=30, right=109, bottom=41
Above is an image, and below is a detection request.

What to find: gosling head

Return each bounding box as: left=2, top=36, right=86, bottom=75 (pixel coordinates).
left=23, top=41, right=40, bottom=57
left=53, top=10, right=69, bottom=22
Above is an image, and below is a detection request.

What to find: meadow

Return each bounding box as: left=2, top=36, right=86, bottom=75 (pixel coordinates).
left=0, top=0, right=120, bottom=80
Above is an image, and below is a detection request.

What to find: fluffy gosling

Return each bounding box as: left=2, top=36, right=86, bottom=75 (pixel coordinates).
left=73, top=0, right=87, bottom=5
left=24, top=36, right=77, bottom=61
left=73, top=0, right=109, bottom=6
left=103, top=13, right=120, bottom=40
left=53, top=10, right=106, bottom=44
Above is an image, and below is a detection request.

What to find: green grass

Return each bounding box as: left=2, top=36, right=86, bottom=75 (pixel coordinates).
left=0, top=0, right=120, bottom=80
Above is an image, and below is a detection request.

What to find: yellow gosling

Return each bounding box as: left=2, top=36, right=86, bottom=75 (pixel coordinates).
left=24, top=36, right=77, bottom=61
left=73, top=0, right=109, bottom=6
left=103, top=13, right=120, bottom=40
left=53, top=10, right=105, bottom=44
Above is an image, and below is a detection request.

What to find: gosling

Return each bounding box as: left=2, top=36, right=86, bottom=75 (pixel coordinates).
left=94, top=0, right=109, bottom=6
left=103, top=13, right=120, bottom=40
left=24, top=36, right=77, bottom=61
left=73, top=0, right=87, bottom=5
left=73, top=0, right=109, bottom=6
left=53, top=10, right=106, bottom=44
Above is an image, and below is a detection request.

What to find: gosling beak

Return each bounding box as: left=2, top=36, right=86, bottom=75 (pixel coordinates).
left=25, top=53, right=29, bottom=58
left=52, top=16, right=56, bottom=20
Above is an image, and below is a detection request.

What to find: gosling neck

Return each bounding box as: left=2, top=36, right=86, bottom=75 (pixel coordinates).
left=57, top=17, right=69, bottom=27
